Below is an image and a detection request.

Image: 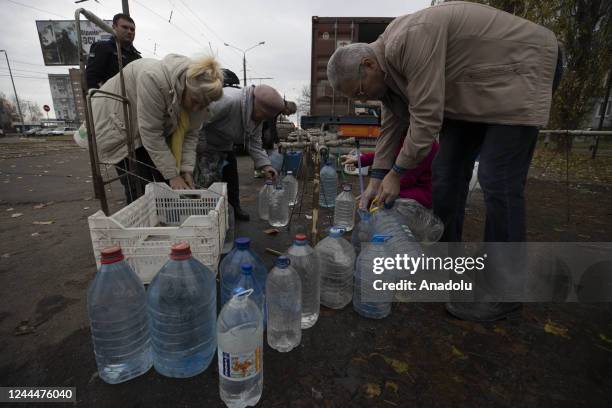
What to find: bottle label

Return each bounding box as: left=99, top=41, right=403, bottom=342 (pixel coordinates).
left=219, top=347, right=262, bottom=381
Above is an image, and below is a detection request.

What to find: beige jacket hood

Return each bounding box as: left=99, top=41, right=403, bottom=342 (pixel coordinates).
left=369, top=1, right=558, bottom=171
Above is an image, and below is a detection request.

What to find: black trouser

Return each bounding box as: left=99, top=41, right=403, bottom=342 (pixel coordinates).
left=432, top=120, right=538, bottom=242
left=222, top=151, right=241, bottom=209
left=116, top=147, right=165, bottom=204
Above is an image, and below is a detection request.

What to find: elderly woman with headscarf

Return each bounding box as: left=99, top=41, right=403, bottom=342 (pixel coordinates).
left=91, top=54, right=224, bottom=203
left=195, top=84, right=287, bottom=221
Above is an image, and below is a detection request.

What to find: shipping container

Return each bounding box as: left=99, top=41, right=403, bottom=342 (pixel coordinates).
left=302, top=16, right=394, bottom=139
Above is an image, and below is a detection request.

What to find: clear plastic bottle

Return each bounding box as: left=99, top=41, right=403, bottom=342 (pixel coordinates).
left=236, top=264, right=265, bottom=320
left=266, top=256, right=302, bottom=352
left=319, top=161, right=338, bottom=208
left=257, top=180, right=274, bottom=221
left=87, top=246, right=152, bottom=384
left=147, top=243, right=217, bottom=378
left=315, top=226, right=356, bottom=309
left=353, top=235, right=394, bottom=319
left=269, top=150, right=284, bottom=174
left=282, top=171, right=299, bottom=206
left=333, top=184, right=355, bottom=232
left=394, top=198, right=444, bottom=244
left=351, top=209, right=374, bottom=256
left=219, top=238, right=267, bottom=310
left=268, top=184, right=289, bottom=227
left=287, top=234, right=320, bottom=329
left=217, top=288, right=264, bottom=408
left=371, top=202, right=422, bottom=264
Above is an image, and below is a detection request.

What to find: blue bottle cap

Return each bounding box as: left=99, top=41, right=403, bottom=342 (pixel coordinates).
left=329, top=226, right=345, bottom=237
left=240, top=263, right=253, bottom=274
left=372, top=234, right=391, bottom=243
left=232, top=286, right=246, bottom=295
left=357, top=209, right=371, bottom=221
left=235, top=237, right=250, bottom=249
left=275, top=256, right=290, bottom=268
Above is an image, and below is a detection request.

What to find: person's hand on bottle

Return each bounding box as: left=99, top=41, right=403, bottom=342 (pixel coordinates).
left=170, top=175, right=190, bottom=190
left=181, top=172, right=195, bottom=189
left=360, top=178, right=381, bottom=209
left=261, top=165, right=278, bottom=182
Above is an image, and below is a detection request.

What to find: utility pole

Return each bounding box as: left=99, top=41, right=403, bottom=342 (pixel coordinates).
left=122, top=0, right=130, bottom=15
left=0, top=50, right=25, bottom=134
left=224, top=41, right=265, bottom=87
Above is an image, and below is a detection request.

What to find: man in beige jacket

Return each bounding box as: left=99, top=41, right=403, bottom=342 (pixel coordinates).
left=327, top=2, right=562, bottom=321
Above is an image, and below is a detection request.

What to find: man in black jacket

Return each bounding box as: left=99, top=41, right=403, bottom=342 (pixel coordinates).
left=85, top=13, right=141, bottom=90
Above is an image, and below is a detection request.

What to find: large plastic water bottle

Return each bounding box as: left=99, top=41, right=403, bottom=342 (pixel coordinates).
left=282, top=171, right=299, bottom=206
left=87, top=246, right=152, bottom=384
left=287, top=234, right=320, bottom=329
left=371, top=202, right=422, bottom=264
left=268, top=184, right=289, bottom=227
left=147, top=243, right=217, bottom=378
left=236, top=264, right=265, bottom=320
left=217, top=288, right=264, bottom=408
left=351, top=209, right=374, bottom=256
left=257, top=180, right=274, bottom=221
left=319, top=161, right=337, bottom=208
left=315, top=227, right=356, bottom=309
left=353, top=235, right=394, bottom=319
left=334, top=184, right=355, bottom=232
left=269, top=150, right=284, bottom=174
left=266, top=256, right=302, bottom=352
left=394, top=199, right=444, bottom=244
left=219, top=238, right=267, bottom=309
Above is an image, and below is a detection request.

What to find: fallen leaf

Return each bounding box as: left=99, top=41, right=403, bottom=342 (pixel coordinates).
left=370, top=353, right=410, bottom=374
left=6, top=208, right=14, bottom=212
left=544, top=320, right=570, bottom=339
left=553, top=227, right=566, bottom=232
left=493, top=327, right=507, bottom=335
left=1, top=253, right=10, bottom=258
left=45, top=202, right=54, bottom=206
left=83, top=207, right=90, bottom=210
left=578, top=234, right=591, bottom=239
left=385, top=381, right=399, bottom=393
left=33, top=203, right=46, bottom=209
left=305, top=214, right=313, bottom=220
left=600, top=334, right=612, bottom=344
left=43, top=170, right=49, bottom=173
left=451, top=345, right=468, bottom=359
left=33, top=221, right=54, bottom=225
left=17, top=176, right=22, bottom=179
left=31, top=232, right=40, bottom=237
left=11, top=213, right=23, bottom=218
left=84, top=197, right=92, bottom=201
left=264, top=228, right=280, bottom=235
left=363, top=383, right=381, bottom=398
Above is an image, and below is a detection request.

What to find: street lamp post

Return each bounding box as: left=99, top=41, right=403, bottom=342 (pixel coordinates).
left=223, top=41, right=265, bottom=86
left=0, top=50, right=26, bottom=134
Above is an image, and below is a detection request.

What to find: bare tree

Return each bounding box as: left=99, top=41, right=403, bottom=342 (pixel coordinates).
left=297, top=84, right=311, bottom=117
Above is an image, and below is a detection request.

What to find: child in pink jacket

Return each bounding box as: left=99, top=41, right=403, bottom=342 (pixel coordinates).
left=342, top=140, right=439, bottom=208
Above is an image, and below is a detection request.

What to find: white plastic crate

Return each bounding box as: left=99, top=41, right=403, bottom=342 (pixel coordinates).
left=88, top=182, right=228, bottom=283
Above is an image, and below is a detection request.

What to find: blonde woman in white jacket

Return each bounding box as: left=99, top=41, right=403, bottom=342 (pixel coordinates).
left=91, top=54, right=223, bottom=203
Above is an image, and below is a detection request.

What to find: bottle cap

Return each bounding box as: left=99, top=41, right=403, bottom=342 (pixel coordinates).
left=100, top=246, right=124, bottom=264
left=170, top=242, right=192, bottom=260
left=235, top=237, right=250, bottom=249
left=275, top=256, right=290, bottom=268
left=287, top=171, right=293, bottom=175
left=329, top=226, right=345, bottom=237
left=240, top=263, right=253, bottom=275
left=372, top=234, right=391, bottom=243
left=294, top=233, right=307, bottom=245
left=342, top=184, right=352, bottom=191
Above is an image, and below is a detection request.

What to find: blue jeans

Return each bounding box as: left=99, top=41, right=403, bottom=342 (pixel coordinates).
left=432, top=120, right=538, bottom=242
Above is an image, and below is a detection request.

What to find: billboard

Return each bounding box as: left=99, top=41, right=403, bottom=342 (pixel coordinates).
left=48, top=74, right=77, bottom=121
left=36, top=20, right=112, bottom=66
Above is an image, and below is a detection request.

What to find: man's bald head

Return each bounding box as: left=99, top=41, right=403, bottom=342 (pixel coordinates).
left=253, top=84, right=285, bottom=120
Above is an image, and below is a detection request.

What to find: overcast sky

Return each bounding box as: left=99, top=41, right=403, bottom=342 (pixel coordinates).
left=1, top=0, right=432, bottom=121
